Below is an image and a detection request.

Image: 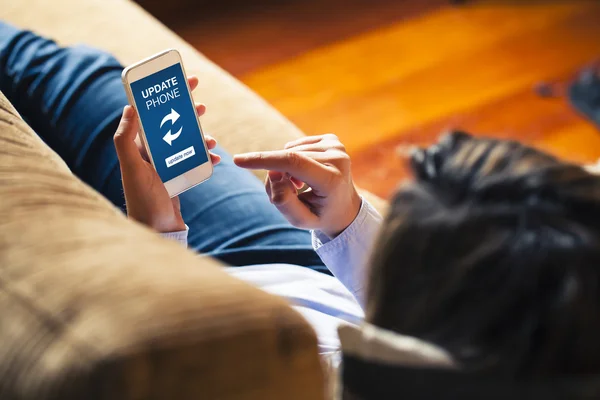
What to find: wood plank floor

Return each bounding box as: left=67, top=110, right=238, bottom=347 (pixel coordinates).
left=156, top=0, right=600, bottom=198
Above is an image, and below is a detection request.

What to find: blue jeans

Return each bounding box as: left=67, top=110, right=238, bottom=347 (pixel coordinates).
left=0, top=22, right=328, bottom=273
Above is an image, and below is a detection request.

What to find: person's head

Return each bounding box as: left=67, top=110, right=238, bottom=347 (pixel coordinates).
left=366, top=131, right=600, bottom=378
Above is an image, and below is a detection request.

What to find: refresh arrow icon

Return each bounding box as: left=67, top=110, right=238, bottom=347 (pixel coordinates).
left=160, top=108, right=182, bottom=146
left=163, top=126, right=182, bottom=146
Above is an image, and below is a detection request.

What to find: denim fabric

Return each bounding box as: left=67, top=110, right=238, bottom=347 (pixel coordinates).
left=0, top=22, right=328, bottom=273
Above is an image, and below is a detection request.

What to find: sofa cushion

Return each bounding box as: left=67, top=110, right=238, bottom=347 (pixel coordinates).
left=0, top=90, right=324, bottom=399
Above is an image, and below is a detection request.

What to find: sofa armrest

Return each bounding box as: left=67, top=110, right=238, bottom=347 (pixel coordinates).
left=0, top=92, right=324, bottom=399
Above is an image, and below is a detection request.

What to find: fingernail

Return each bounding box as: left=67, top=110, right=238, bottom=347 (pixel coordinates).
left=123, top=106, right=133, bottom=117
left=269, top=171, right=284, bottom=182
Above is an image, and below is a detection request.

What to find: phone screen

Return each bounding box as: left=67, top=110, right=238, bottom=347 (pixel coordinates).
left=130, top=62, right=208, bottom=183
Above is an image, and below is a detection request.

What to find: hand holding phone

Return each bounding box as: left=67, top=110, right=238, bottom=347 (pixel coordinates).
left=114, top=77, right=220, bottom=233
left=122, top=49, right=213, bottom=197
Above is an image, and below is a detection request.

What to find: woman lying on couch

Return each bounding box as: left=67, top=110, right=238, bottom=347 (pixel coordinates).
left=2, top=21, right=600, bottom=388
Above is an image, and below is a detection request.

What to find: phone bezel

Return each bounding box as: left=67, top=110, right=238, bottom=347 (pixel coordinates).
left=121, top=49, right=213, bottom=198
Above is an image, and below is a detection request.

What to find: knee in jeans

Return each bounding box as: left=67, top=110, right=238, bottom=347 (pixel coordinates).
left=64, top=45, right=122, bottom=71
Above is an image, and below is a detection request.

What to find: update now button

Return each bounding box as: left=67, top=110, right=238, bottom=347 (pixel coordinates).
left=165, top=145, right=195, bottom=168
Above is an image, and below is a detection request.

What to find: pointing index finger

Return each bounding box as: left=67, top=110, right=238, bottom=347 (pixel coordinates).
left=234, top=150, right=332, bottom=192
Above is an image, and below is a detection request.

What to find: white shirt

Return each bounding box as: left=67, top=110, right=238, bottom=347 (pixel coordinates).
left=163, top=199, right=383, bottom=353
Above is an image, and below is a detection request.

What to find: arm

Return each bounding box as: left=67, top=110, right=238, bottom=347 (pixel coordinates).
left=312, top=199, right=382, bottom=308
left=234, top=134, right=375, bottom=306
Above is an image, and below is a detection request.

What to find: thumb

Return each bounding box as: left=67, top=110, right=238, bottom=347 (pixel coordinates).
left=114, top=106, right=144, bottom=168
left=268, top=171, right=319, bottom=228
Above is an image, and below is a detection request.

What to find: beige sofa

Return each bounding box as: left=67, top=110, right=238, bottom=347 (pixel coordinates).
left=1, top=0, right=384, bottom=398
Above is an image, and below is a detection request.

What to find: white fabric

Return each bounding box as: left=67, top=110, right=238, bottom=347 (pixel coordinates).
left=161, top=199, right=382, bottom=354
left=160, top=224, right=189, bottom=245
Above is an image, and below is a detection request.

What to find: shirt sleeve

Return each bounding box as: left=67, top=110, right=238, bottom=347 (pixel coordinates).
left=311, top=199, right=383, bottom=308
left=160, top=225, right=189, bottom=247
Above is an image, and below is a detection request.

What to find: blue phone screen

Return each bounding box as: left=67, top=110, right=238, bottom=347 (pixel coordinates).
left=130, top=63, right=208, bottom=183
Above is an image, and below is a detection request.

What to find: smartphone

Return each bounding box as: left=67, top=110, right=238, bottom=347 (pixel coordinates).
left=122, top=49, right=212, bottom=197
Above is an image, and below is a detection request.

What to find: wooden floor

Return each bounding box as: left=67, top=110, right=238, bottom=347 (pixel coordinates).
left=157, top=0, right=600, bottom=199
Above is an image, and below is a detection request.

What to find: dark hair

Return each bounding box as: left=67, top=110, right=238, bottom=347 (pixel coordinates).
left=366, top=131, right=600, bottom=378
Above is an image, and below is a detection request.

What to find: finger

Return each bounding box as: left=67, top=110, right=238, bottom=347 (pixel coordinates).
left=284, top=135, right=327, bottom=149
left=114, top=106, right=144, bottom=168
left=210, top=152, right=221, bottom=166
left=265, top=174, right=273, bottom=199
left=134, top=134, right=150, bottom=162
left=285, top=142, right=345, bottom=153
left=290, top=176, right=305, bottom=189
left=283, top=150, right=350, bottom=168
left=268, top=171, right=294, bottom=204
left=195, top=103, right=206, bottom=117
left=233, top=150, right=333, bottom=191
left=268, top=171, right=319, bottom=228
left=171, top=196, right=181, bottom=212
left=278, top=172, right=304, bottom=189
left=188, top=76, right=199, bottom=91
left=284, top=134, right=340, bottom=149
left=204, top=134, right=217, bottom=150
left=268, top=170, right=283, bottom=186
left=258, top=151, right=336, bottom=163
